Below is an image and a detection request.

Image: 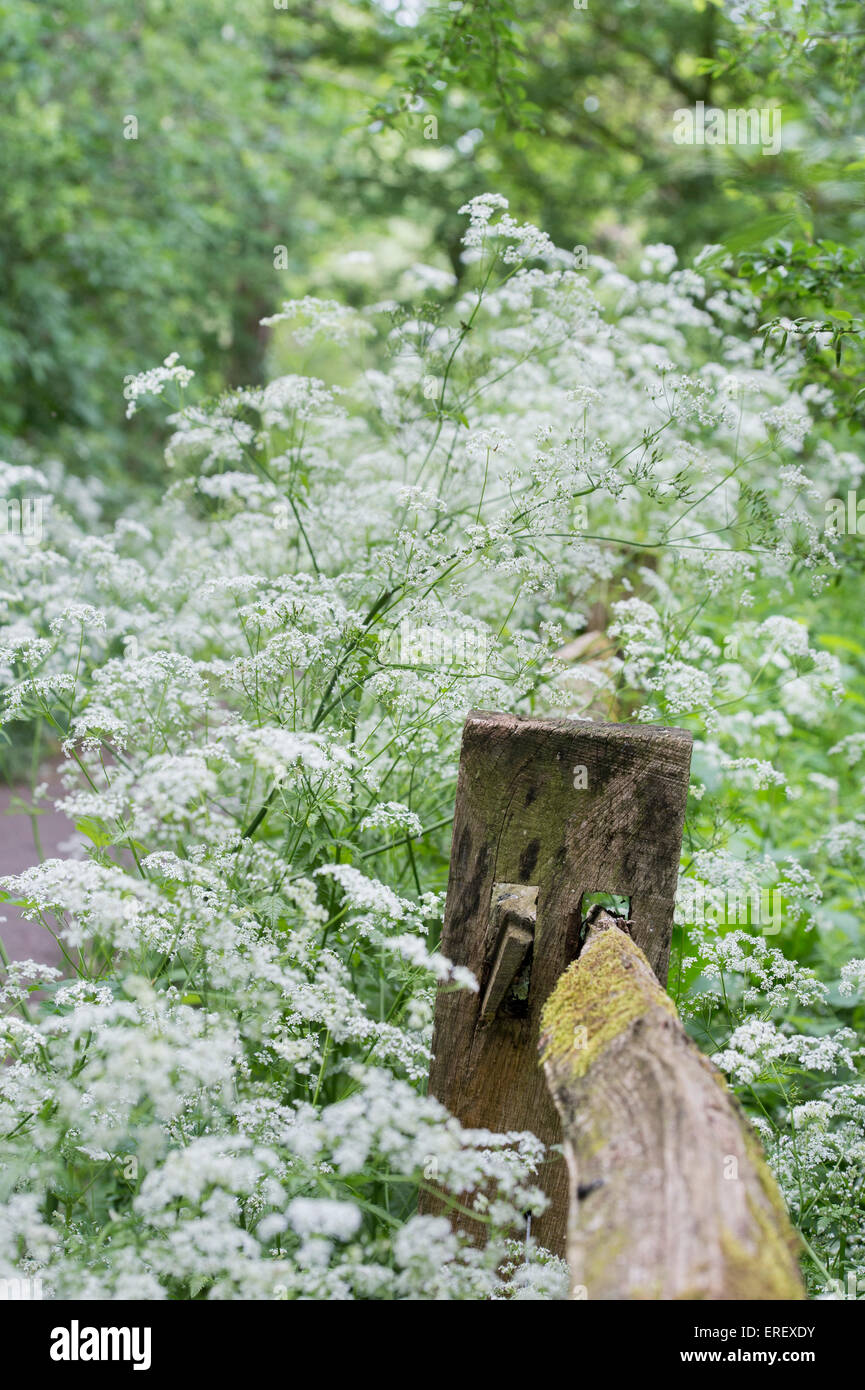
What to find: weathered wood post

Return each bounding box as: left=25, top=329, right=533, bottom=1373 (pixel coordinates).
left=424, top=710, right=693, bottom=1255
left=424, top=710, right=804, bottom=1299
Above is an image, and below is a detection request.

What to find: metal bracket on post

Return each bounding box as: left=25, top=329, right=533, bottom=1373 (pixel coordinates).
left=422, top=710, right=693, bottom=1256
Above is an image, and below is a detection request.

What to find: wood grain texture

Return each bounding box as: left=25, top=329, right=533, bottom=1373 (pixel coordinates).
left=540, top=910, right=805, bottom=1300
left=423, top=710, right=693, bottom=1255
left=479, top=891, right=535, bottom=1020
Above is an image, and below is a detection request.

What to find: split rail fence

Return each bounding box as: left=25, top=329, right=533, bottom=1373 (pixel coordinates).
left=421, top=711, right=803, bottom=1301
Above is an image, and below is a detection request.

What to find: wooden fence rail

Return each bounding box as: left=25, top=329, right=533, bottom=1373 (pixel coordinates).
left=541, top=906, right=803, bottom=1300
left=423, top=710, right=805, bottom=1299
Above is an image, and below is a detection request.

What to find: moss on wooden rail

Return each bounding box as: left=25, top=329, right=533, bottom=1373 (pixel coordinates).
left=540, top=909, right=804, bottom=1301
left=540, top=921, right=676, bottom=1079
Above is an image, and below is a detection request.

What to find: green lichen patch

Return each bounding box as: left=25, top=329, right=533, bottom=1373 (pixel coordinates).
left=720, top=1194, right=804, bottom=1300
left=699, top=1039, right=803, bottom=1286
left=539, top=926, right=676, bottom=1079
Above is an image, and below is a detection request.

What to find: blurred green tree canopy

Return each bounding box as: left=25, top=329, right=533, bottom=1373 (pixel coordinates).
left=1, top=0, right=862, bottom=469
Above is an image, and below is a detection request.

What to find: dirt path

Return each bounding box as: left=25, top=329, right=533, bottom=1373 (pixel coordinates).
left=0, top=774, right=73, bottom=970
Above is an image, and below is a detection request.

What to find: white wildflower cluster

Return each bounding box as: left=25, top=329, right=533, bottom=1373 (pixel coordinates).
left=259, top=297, right=370, bottom=346
left=458, top=194, right=561, bottom=265
left=840, top=960, right=865, bottom=999
left=123, top=352, right=194, bottom=419
left=681, top=928, right=828, bottom=1013
left=720, top=756, right=792, bottom=796
left=358, top=801, right=424, bottom=838
left=715, top=1018, right=859, bottom=1086
left=830, top=733, right=865, bottom=767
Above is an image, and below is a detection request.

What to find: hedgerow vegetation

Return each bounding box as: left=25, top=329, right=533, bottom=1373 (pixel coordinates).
left=1, top=1, right=863, bottom=1300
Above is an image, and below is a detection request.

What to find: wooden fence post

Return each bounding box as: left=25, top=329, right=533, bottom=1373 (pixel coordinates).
left=423, top=710, right=693, bottom=1255
left=540, top=908, right=804, bottom=1300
